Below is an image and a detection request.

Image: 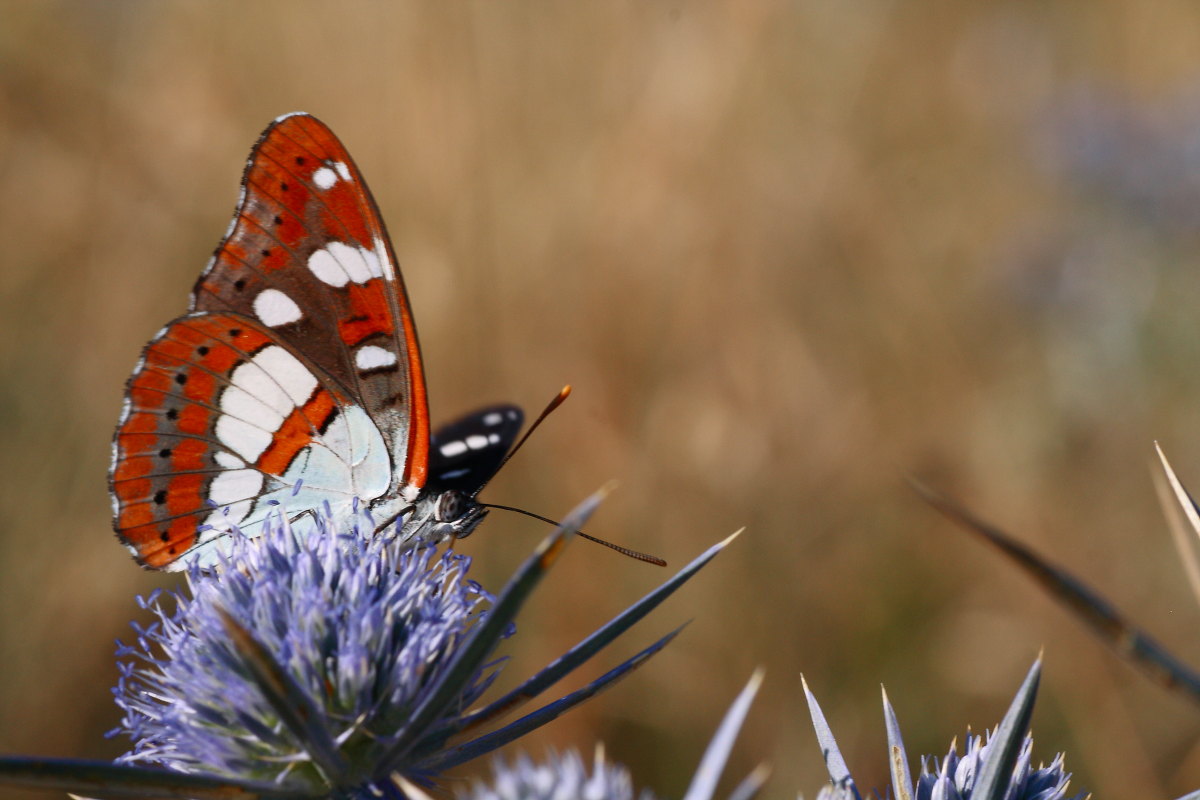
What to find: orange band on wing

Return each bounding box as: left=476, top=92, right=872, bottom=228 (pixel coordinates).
left=256, top=388, right=338, bottom=476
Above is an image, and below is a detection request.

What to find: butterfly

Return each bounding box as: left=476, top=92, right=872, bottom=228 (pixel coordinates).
left=110, top=113, right=524, bottom=570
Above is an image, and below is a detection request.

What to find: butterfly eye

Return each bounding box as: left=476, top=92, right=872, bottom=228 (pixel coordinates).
left=435, top=491, right=464, bottom=523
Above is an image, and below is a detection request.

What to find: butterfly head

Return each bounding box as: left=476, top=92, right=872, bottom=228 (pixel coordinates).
left=399, top=489, right=490, bottom=542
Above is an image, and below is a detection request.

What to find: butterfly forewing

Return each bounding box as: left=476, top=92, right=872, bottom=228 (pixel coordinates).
left=191, top=113, right=429, bottom=494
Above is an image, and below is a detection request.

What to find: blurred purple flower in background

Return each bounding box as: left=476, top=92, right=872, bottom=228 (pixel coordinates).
left=1040, top=82, right=1200, bottom=233
left=993, top=78, right=1200, bottom=418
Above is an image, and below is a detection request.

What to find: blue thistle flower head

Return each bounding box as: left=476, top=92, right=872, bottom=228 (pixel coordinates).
left=814, top=785, right=859, bottom=800
left=460, top=672, right=767, bottom=800
left=0, top=491, right=732, bottom=800
left=113, top=505, right=501, bottom=790
left=915, top=733, right=1076, bottom=800
left=804, top=660, right=1088, bottom=800
left=458, top=748, right=643, bottom=800
left=0, top=489, right=730, bottom=797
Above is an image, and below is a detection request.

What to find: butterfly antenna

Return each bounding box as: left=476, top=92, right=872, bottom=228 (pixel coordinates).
left=472, top=385, right=572, bottom=498
left=481, top=502, right=666, bottom=567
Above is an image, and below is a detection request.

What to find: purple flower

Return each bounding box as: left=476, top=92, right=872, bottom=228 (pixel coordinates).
left=113, top=505, right=498, bottom=789
left=458, top=748, right=640, bottom=800
left=914, top=733, right=1075, bottom=800
left=458, top=673, right=766, bottom=800
left=804, top=660, right=1087, bottom=800
left=25, top=492, right=732, bottom=799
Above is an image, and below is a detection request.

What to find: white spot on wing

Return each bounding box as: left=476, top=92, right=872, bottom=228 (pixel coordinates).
left=344, top=245, right=382, bottom=283
left=229, top=359, right=292, bottom=418
left=209, top=468, right=264, bottom=505
left=483, top=412, right=503, bottom=426
left=356, top=345, right=397, bottom=371
left=220, top=385, right=284, bottom=431
left=253, top=289, right=302, bottom=327
left=488, top=433, right=500, bottom=444
left=312, top=166, right=338, bottom=190
left=214, top=451, right=246, bottom=469
left=372, top=235, right=397, bottom=281
left=308, top=241, right=385, bottom=287
left=440, top=440, right=468, bottom=458
left=253, top=346, right=318, bottom=404
left=334, top=161, right=351, bottom=181
left=308, top=246, right=350, bottom=287
left=466, top=434, right=489, bottom=450
left=216, top=415, right=272, bottom=462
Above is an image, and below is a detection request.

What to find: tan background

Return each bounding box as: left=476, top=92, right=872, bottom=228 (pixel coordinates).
left=2, top=2, right=1200, bottom=798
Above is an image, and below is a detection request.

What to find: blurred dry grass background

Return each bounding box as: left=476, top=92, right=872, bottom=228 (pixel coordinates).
left=4, top=2, right=1200, bottom=797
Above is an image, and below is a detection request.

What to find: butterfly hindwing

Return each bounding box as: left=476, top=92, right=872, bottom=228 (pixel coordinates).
left=427, top=405, right=524, bottom=496
left=190, top=113, right=430, bottom=495
left=111, top=312, right=394, bottom=569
